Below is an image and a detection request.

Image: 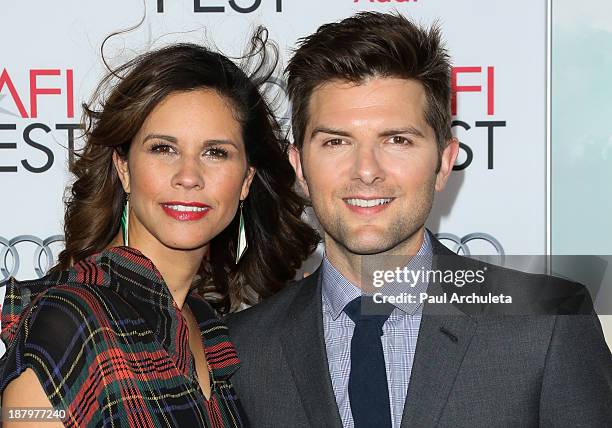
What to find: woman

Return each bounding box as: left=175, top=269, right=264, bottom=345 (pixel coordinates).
left=0, top=29, right=318, bottom=427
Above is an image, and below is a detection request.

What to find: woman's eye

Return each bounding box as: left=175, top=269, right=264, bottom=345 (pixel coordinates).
left=150, top=144, right=176, bottom=155
left=205, top=147, right=228, bottom=159
left=388, top=136, right=412, bottom=145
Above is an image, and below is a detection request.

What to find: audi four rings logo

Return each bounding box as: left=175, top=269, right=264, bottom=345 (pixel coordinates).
left=0, top=233, right=505, bottom=282
left=435, top=232, right=506, bottom=263
left=0, top=235, right=64, bottom=281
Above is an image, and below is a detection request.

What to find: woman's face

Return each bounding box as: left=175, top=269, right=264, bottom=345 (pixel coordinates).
left=113, top=89, right=255, bottom=254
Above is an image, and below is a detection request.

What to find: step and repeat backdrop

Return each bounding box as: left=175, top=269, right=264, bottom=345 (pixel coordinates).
left=0, top=0, right=552, bottom=349
left=0, top=0, right=547, bottom=277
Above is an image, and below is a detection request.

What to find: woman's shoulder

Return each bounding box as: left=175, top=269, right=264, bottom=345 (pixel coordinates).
left=1, top=247, right=155, bottom=339
left=0, top=276, right=123, bottom=416
left=0, top=273, right=134, bottom=388
left=1, top=273, right=123, bottom=347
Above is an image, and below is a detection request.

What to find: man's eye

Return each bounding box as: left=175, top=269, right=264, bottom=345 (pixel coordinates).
left=205, top=147, right=228, bottom=159
left=150, top=144, right=176, bottom=155
left=388, top=136, right=411, bottom=145
left=324, top=138, right=346, bottom=146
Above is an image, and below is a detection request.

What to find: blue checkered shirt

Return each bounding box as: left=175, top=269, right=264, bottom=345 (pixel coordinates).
left=321, top=233, right=433, bottom=428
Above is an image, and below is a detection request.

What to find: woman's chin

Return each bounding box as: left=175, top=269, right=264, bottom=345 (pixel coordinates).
left=161, top=239, right=211, bottom=252
left=162, top=239, right=209, bottom=251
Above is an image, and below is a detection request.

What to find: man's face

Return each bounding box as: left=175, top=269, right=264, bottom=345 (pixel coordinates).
left=291, top=77, right=457, bottom=256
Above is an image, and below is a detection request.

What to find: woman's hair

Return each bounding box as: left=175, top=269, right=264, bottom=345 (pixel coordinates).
left=53, top=28, right=320, bottom=313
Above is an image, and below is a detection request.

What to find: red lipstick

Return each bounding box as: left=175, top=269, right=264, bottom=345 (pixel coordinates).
left=161, top=201, right=211, bottom=221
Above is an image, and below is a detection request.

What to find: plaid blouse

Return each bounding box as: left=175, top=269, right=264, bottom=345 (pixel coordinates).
left=0, top=246, right=248, bottom=427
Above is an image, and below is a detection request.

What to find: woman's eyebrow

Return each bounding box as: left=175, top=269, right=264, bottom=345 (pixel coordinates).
left=142, top=134, right=178, bottom=144
left=203, top=139, right=237, bottom=147
left=142, top=135, right=239, bottom=148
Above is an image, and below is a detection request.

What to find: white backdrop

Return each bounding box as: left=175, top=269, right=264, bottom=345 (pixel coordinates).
left=0, top=0, right=549, bottom=352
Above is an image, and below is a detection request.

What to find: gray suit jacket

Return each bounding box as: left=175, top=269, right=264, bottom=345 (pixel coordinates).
left=226, top=237, right=612, bottom=427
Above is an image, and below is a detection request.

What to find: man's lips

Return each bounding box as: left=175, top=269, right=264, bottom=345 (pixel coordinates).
left=342, top=197, right=395, bottom=215
left=160, top=201, right=211, bottom=221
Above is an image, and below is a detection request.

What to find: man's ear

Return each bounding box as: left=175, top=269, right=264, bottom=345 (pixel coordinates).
left=240, top=166, right=256, bottom=200
left=112, top=150, right=130, bottom=193
left=288, top=144, right=310, bottom=198
left=435, top=137, right=459, bottom=192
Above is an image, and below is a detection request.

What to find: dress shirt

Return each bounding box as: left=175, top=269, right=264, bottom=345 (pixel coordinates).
left=321, top=232, right=433, bottom=428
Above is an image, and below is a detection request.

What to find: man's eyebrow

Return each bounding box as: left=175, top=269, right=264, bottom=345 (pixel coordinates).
left=310, top=127, right=353, bottom=139
left=309, top=126, right=427, bottom=140
left=379, top=127, right=426, bottom=139
left=142, top=134, right=178, bottom=144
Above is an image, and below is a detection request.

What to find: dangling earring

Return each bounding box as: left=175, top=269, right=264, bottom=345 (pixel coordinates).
left=121, top=194, right=130, bottom=247
left=235, top=200, right=248, bottom=264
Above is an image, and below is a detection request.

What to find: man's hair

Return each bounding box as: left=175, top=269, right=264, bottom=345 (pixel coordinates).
left=286, top=12, right=452, bottom=152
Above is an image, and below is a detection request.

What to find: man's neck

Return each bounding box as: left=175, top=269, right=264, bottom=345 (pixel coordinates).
left=324, top=228, right=426, bottom=290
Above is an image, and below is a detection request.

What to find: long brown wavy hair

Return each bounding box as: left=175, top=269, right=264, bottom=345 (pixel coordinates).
left=53, top=29, right=320, bottom=313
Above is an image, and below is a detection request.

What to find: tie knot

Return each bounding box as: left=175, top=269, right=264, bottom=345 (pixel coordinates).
left=343, top=296, right=394, bottom=326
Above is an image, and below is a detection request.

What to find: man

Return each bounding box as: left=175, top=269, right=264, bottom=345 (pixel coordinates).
left=227, top=12, right=611, bottom=427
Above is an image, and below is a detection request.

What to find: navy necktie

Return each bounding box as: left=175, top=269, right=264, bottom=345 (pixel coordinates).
left=344, top=296, right=394, bottom=428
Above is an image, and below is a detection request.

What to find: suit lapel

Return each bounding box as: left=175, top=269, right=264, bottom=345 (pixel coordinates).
left=400, top=295, right=477, bottom=426
left=279, top=268, right=343, bottom=428
left=400, top=234, right=479, bottom=427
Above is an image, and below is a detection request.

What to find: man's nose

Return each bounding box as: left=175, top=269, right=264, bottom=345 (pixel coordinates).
left=352, top=144, right=385, bottom=185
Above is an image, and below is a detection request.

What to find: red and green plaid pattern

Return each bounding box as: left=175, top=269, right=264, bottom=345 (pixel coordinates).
left=0, top=247, right=247, bottom=427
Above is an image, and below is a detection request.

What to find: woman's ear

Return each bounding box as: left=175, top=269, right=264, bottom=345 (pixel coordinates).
left=112, top=150, right=130, bottom=193
left=240, top=166, right=256, bottom=200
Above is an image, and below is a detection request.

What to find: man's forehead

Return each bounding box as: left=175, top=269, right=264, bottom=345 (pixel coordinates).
left=314, top=75, right=424, bottom=93
left=305, top=77, right=429, bottom=130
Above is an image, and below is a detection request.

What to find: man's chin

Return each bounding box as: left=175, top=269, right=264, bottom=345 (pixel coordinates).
left=342, top=237, right=397, bottom=256
left=335, top=224, right=424, bottom=256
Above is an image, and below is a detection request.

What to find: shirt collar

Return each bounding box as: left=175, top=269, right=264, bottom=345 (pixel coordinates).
left=321, top=257, right=362, bottom=321
left=321, top=230, right=433, bottom=319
